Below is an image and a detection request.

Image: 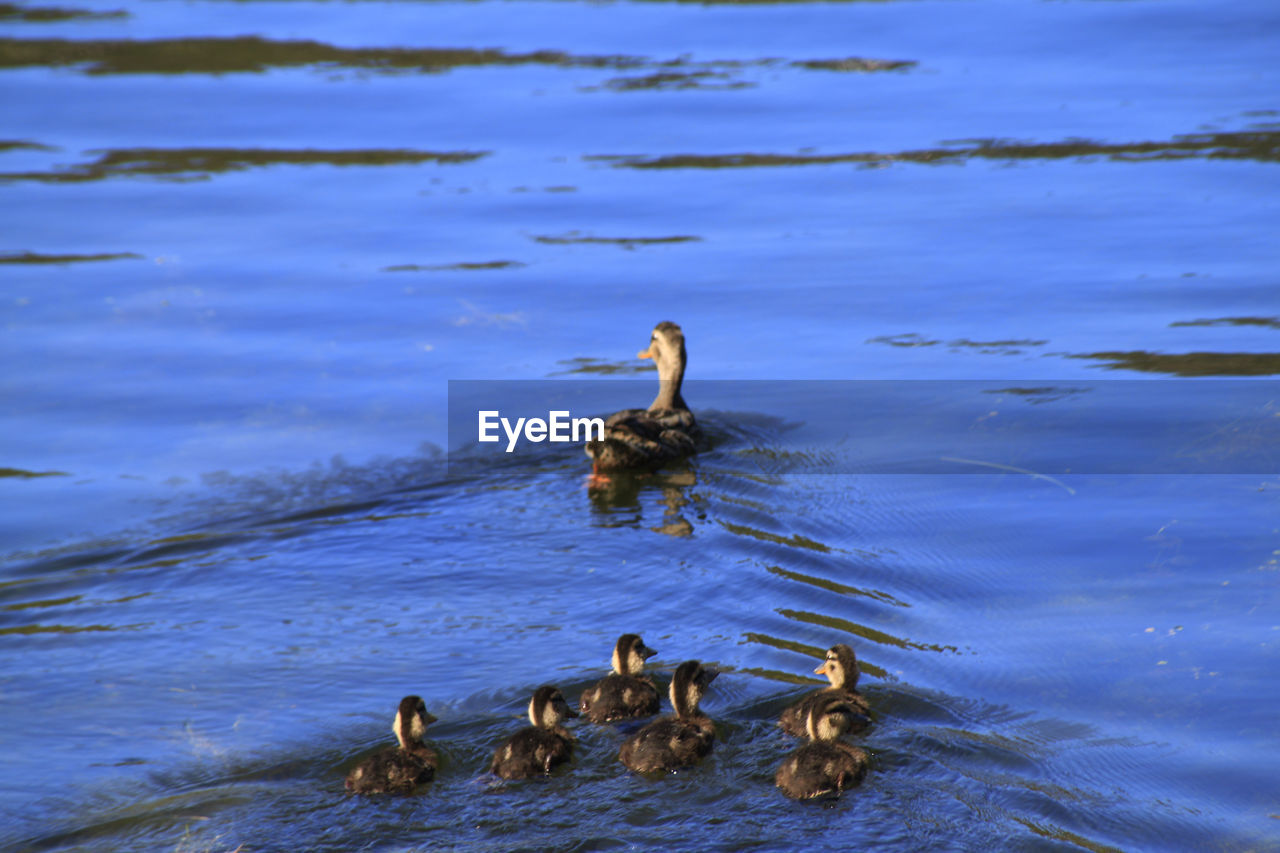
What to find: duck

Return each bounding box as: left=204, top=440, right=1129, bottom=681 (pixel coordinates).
left=586, top=322, right=700, bottom=477
left=619, top=660, right=717, bottom=773
left=775, top=694, right=871, bottom=799
left=778, top=643, right=870, bottom=737
left=579, top=633, right=661, bottom=723
left=345, top=695, right=438, bottom=794
left=489, top=685, right=579, bottom=780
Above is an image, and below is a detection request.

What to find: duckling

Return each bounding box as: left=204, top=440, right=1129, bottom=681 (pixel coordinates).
left=779, top=643, right=870, bottom=737
left=619, top=660, right=717, bottom=773
left=580, top=633, right=661, bottom=723
left=345, top=695, right=438, bottom=795
left=775, top=694, right=870, bottom=799
left=586, top=322, right=700, bottom=477
left=489, top=685, right=578, bottom=780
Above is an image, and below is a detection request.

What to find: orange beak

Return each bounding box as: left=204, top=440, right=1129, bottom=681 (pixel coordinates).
left=637, top=348, right=653, bottom=360
left=813, top=663, right=828, bottom=676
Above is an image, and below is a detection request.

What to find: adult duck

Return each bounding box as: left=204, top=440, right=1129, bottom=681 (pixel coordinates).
left=586, top=322, right=699, bottom=478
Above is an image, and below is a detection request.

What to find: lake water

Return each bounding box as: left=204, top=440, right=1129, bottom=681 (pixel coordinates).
left=2, top=0, right=1279, bottom=850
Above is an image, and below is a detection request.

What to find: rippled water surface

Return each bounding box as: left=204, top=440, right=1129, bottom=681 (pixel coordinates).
left=2, top=0, right=1279, bottom=850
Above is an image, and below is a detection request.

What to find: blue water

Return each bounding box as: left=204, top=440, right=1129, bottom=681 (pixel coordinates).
left=2, top=0, right=1279, bottom=849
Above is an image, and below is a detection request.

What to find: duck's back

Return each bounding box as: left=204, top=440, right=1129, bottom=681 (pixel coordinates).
left=490, top=726, right=574, bottom=779
left=779, top=688, right=870, bottom=737
left=346, top=745, right=436, bottom=794
left=775, top=741, right=869, bottom=799
left=588, top=409, right=699, bottom=471
left=580, top=673, right=660, bottom=722
left=619, top=715, right=715, bottom=773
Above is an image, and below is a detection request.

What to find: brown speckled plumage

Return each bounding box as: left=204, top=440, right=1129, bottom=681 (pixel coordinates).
left=345, top=695, right=438, bottom=795
left=619, top=660, right=717, bottom=773
left=775, top=740, right=869, bottom=800
left=779, top=644, right=870, bottom=737
left=776, top=695, right=870, bottom=799
left=580, top=634, right=661, bottom=723
left=490, top=686, right=578, bottom=780
left=586, top=322, right=700, bottom=473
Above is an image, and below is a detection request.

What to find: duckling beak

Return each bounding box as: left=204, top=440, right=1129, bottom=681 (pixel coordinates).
left=700, top=668, right=719, bottom=687
left=423, top=711, right=438, bottom=725
left=637, top=348, right=653, bottom=360
left=640, top=644, right=658, bottom=660
left=813, top=662, right=829, bottom=676
left=563, top=706, right=580, bottom=719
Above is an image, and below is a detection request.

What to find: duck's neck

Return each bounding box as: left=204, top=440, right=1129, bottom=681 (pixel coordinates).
left=671, top=686, right=699, bottom=720
left=649, top=355, right=687, bottom=411
left=395, top=714, right=418, bottom=751
left=650, top=381, right=686, bottom=412
left=648, top=342, right=687, bottom=412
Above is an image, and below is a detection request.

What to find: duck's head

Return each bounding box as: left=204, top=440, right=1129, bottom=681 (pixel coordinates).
left=805, top=694, right=862, bottom=742
left=639, top=321, right=689, bottom=411
left=392, top=695, right=437, bottom=748
left=612, top=633, right=658, bottom=677
left=529, top=685, right=579, bottom=728
left=669, top=659, right=717, bottom=719
left=813, top=643, right=859, bottom=690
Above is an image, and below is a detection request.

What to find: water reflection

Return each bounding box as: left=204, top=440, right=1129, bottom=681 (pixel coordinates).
left=1073, top=350, right=1280, bottom=376
left=0, top=146, right=486, bottom=183
left=1170, top=316, right=1280, bottom=329
left=533, top=233, right=701, bottom=249
left=0, top=36, right=644, bottom=75
left=0, top=3, right=126, bottom=23
left=0, top=251, right=141, bottom=265
left=587, top=465, right=700, bottom=539
left=382, top=260, right=525, bottom=273
left=599, top=128, right=1280, bottom=168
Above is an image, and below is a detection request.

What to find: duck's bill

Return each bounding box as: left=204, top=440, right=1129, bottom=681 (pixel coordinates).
left=636, top=348, right=653, bottom=359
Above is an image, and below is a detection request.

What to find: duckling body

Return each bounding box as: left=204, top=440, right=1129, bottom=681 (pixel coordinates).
left=775, top=740, right=870, bottom=800
left=490, top=686, right=578, bottom=780
left=619, top=660, right=717, bottom=773
left=776, top=695, right=870, bottom=799
left=779, top=644, right=870, bottom=737
left=587, top=322, right=700, bottom=474
left=345, top=696, right=438, bottom=795
left=580, top=634, right=661, bottom=723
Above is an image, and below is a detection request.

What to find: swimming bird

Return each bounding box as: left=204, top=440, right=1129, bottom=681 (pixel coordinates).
left=778, top=643, right=870, bottom=737
left=345, top=695, right=438, bottom=794
left=775, top=694, right=870, bottom=799
left=489, top=685, right=579, bottom=779
left=580, top=633, right=661, bottom=723
left=619, top=660, right=717, bottom=773
left=586, top=322, right=699, bottom=477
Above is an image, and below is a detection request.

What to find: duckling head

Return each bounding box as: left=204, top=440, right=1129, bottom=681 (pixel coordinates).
left=392, top=695, right=437, bottom=749
left=529, top=685, right=579, bottom=728
left=612, top=633, right=658, bottom=677
left=638, top=322, right=689, bottom=411
left=813, top=643, right=859, bottom=691
left=805, top=695, right=862, bottom=742
left=669, top=660, right=717, bottom=719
